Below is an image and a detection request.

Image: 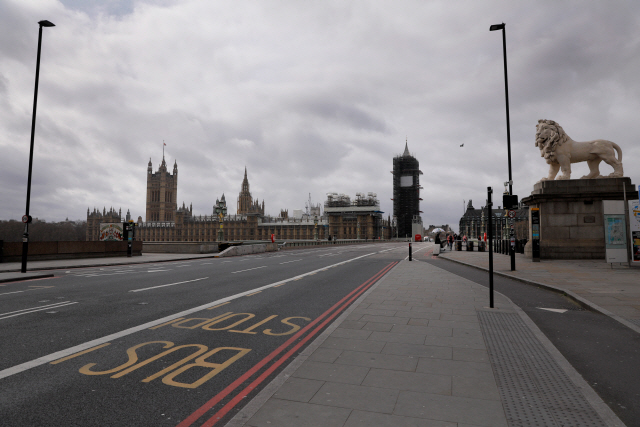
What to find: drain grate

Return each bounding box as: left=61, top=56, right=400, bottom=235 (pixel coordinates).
left=478, top=310, right=606, bottom=427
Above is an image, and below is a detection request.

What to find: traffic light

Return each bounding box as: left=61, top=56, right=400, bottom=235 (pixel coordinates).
left=503, top=194, right=518, bottom=209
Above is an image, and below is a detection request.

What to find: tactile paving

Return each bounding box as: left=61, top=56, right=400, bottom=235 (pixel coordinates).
left=477, top=310, right=606, bottom=427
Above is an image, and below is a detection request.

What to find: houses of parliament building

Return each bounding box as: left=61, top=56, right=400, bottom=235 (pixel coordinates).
left=87, top=155, right=390, bottom=242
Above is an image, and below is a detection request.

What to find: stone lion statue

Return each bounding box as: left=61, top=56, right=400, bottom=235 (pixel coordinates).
left=535, top=119, right=624, bottom=181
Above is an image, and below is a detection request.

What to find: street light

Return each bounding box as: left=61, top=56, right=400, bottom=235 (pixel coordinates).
left=313, top=215, right=318, bottom=241
left=489, top=23, right=512, bottom=197
left=215, top=201, right=227, bottom=242
left=491, top=22, right=517, bottom=270
left=21, top=20, right=55, bottom=273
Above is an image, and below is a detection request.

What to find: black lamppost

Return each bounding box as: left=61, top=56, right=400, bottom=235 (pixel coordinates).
left=215, top=201, right=227, bottom=242
left=21, top=20, right=55, bottom=273
left=491, top=22, right=517, bottom=270
left=489, top=23, right=512, bottom=196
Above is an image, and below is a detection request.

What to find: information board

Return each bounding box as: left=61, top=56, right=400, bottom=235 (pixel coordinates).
left=630, top=200, right=640, bottom=264
left=99, top=223, right=124, bottom=241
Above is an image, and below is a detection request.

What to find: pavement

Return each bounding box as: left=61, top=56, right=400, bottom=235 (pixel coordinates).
left=227, top=252, right=626, bottom=427
left=0, top=246, right=635, bottom=426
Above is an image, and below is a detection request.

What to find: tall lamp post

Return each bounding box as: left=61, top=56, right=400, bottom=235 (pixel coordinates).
left=491, top=22, right=516, bottom=270
left=313, top=215, right=318, bottom=241
left=489, top=23, right=512, bottom=196
left=22, top=20, right=55, bottom=273
left=215, top=201, right=227, bottom=242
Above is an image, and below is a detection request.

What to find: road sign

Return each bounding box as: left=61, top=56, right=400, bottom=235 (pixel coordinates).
left=508, top=210, right=516, bottom=219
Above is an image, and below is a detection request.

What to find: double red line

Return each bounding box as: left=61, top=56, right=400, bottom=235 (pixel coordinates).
left=178, top=261, right=398, bottom=427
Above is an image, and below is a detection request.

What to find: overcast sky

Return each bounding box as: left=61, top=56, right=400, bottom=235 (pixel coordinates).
left=1, top=1, right=639, bottom=231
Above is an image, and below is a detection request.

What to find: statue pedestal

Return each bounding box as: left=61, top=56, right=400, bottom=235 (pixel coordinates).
left=521, top=178, right=638, bottom=259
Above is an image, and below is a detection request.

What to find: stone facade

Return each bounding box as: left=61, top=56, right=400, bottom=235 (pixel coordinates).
left=522, top=178, right=638, bottom=259
left=87, top=159, right=391, bottom=242
left=146, top=157, right=177, bottom=222
left=237, top=168, right=265, bottom=215
left=458, top=200, right=528, bottom=241
left=86, top=207, right=122, bottom=241
left=393, top=141, right=423, bottom=238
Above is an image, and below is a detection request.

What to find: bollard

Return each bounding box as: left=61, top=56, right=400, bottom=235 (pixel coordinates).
left=409, top=242, right=412, bottom=261
left=456, top=240, right=462, bottom=251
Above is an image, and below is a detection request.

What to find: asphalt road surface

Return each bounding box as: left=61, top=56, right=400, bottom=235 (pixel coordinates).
left=0, top=243, right=415, bottom=426
left=421, top=250, right=640, bottom=427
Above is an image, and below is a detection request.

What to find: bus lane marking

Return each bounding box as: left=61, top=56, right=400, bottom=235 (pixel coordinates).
left=50, top=311, right=310, bottom=390
left=50, top=343, right=111, bottom=364
left=207, top=302, right=230, bottom=310
left=245, top=291, right=262, bottom=297
left=179, top=261, right=398, bottom=426
left=0, top=251, right=376, bottom=381
left=67, top=340, right=252, bottom=389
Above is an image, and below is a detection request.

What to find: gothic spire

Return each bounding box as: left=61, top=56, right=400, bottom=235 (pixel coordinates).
left=403, top=138, right=410, bottom=157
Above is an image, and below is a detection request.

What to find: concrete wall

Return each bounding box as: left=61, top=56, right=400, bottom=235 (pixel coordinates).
left=142, top=242, right=219, bottom=254
left=280, top=239, right=382, bottom=249
left=532, top=199, right=605, bottom=259
left=1, top=241, right=142, bottom=262
left=522, top=178, right=638, bottom=260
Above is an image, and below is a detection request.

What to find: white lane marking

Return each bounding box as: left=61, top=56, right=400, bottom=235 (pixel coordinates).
left=377, top=247, right=398, bottom=253
left=129, top=277, right=209, bottom=293
left=280, top=259, right=302, bottom=265
left=201, top=262, right=213, bottom=265
left=0, top=301, right=74, bottom=316
left=537, top=307, right=568, bottom=313
left=74, top=271, right=135, bottom=277
left=222, top=261, right=233, bottom=263
left=0, top=302, right=78, bottom=320
left=0, top=289, right=41, bottom=296
left=231, top=266, right=268, bottom=274
left=0, top=251, right=377, bottom=380
left=147, top=269, right=170, bottom=273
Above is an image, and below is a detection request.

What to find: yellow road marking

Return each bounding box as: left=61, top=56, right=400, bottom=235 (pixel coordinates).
left=273, top=283, right=286, bottom=287
left=50, top=343, right=111, bottom=364
left=245, top=291, right=262, bottom=297
left=149, top=318, right=185, bottom=329
left=206, top=301, right=231, bottom=310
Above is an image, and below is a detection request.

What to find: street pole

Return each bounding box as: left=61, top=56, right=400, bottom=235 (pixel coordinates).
left=491, top=23, right=515, bottom=271
left=22, top=20, right=55, bottom=273
left=490, top=23, right=512, bottom=196
left=487, top=187, right=494, bottom=308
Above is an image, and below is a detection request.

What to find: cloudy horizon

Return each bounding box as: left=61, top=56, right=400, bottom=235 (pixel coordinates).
left=1, top=1, right=639, bottom=232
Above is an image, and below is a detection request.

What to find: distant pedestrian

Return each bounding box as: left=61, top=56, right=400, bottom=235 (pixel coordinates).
left=435, top=234, right=441, bottom=249
left=447, top=234, right=453, bottom=250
